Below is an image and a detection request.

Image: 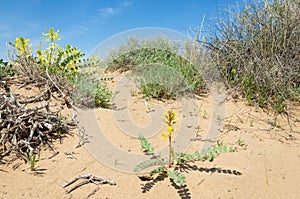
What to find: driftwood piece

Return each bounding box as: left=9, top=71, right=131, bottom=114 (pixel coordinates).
left=63, top=174, right=116, bottom=194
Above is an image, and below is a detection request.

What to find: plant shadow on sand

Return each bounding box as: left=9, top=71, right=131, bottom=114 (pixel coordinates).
left=140, top=164, right=242, bottom=199
left=140, top=172, right=191, bottom=199
left=181, top=164, right=242, bottom=176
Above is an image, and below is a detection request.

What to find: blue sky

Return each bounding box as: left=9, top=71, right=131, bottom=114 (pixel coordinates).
left=0, top=0, right=244, bottom=60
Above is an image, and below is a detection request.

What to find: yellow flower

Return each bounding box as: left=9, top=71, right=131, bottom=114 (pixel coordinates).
left=164, top=110, right=178, bottom=126
left=167, top=126, right=172, bottom=133
left=162, top=132, right=167, bottom=141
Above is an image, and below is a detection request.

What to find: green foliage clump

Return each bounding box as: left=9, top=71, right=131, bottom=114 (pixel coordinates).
left=0, top=59, right=15, bottom=78
left=9, top=27, right=83, bottom=81
left=8, top=27, right=111, bottom=108
left=138, top=134, right=155, bottom=153
left=205, top=0, right=300, bottom=113
left=106, top=36, right=205, bottom=99
left=37, top=28, right=83, bottom=81
left=20, top=151, right=45, bottom=171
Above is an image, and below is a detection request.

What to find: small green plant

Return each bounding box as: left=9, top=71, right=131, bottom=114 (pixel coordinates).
left=130, top=89, right=138, bottom=96
left=55, top=113, right=70, bottom=140
left=73, top=74, right=112, bottom=108
left=202, top=109, right=208, bottom=119
left=0, top=59, right=15, bottom=78
left=237, top=138, right=247, bottom=150
left=138, top=134, right=154, bottom=153
left=134, top=110, right=237, bottom=188
left=21, top=152, right=44, bottom=171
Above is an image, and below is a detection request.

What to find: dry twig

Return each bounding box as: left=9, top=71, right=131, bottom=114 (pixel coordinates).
left=63, top=174, right=116, bottom=194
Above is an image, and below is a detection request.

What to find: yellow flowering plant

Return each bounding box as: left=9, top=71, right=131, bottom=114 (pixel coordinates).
left=135, top=110, right=240, bottom=188
left=8, top=28, right=112, bottom=108
left=161, top=110, right=178, bottom=167
left=10, top=27, right=83, bottom=82
left=14, top=37, right=32, bottom=56
left=36, top=28, right=83, bottom=80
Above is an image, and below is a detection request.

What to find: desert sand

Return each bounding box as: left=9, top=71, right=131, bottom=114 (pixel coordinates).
left=1, top=76, right=300, bottom=199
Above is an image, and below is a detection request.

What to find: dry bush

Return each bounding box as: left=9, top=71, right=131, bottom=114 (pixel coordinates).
left=202, top=0, right=300, bottom=113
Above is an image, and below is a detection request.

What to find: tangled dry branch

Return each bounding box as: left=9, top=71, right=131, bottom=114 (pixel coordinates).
left=0, top=77, right=71, bottom=162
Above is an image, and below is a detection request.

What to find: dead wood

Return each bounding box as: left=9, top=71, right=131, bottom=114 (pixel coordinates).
left=0, top=76, right=71, bottom=161
left=63, top=174, right=116, bottom=194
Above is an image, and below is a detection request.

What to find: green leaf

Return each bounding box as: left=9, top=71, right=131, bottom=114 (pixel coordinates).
left=185, top=154, right=194, bottom=160
left=229, top=146, right=237, bottom=152
left=150, top=166, right=167, bottom=176
left=167, top=170, right=186, bottom=186
left=138, top=133, right=155, bottom=153
left=133, top=159, right=165, bottom=172
left=192, top=151, right=200, bottom=160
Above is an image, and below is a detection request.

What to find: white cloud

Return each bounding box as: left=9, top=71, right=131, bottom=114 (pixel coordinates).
left=120, top=1, right=133, bottom=7
left=98, top=1, right=133, bottom=18
left=99, top=7, right=120, bottom=17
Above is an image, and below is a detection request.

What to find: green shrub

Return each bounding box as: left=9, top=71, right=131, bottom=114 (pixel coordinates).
left=73, top=73, right=112, bottom=108
left=9, top=28, right=83, bottom=83
left=205, top=0, right=300, bottom=113
left=8, top=28, right=111, bottom=108
left=0, top=59, right=15, bottom=78
left=106, top=36, right=205, bottom=99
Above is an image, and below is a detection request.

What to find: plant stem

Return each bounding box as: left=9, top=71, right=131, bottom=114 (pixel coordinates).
left=168, top=135, right=172, bottom=167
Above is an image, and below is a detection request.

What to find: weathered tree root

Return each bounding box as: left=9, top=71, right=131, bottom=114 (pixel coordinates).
left=63, top=174, right=116, bottom=194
